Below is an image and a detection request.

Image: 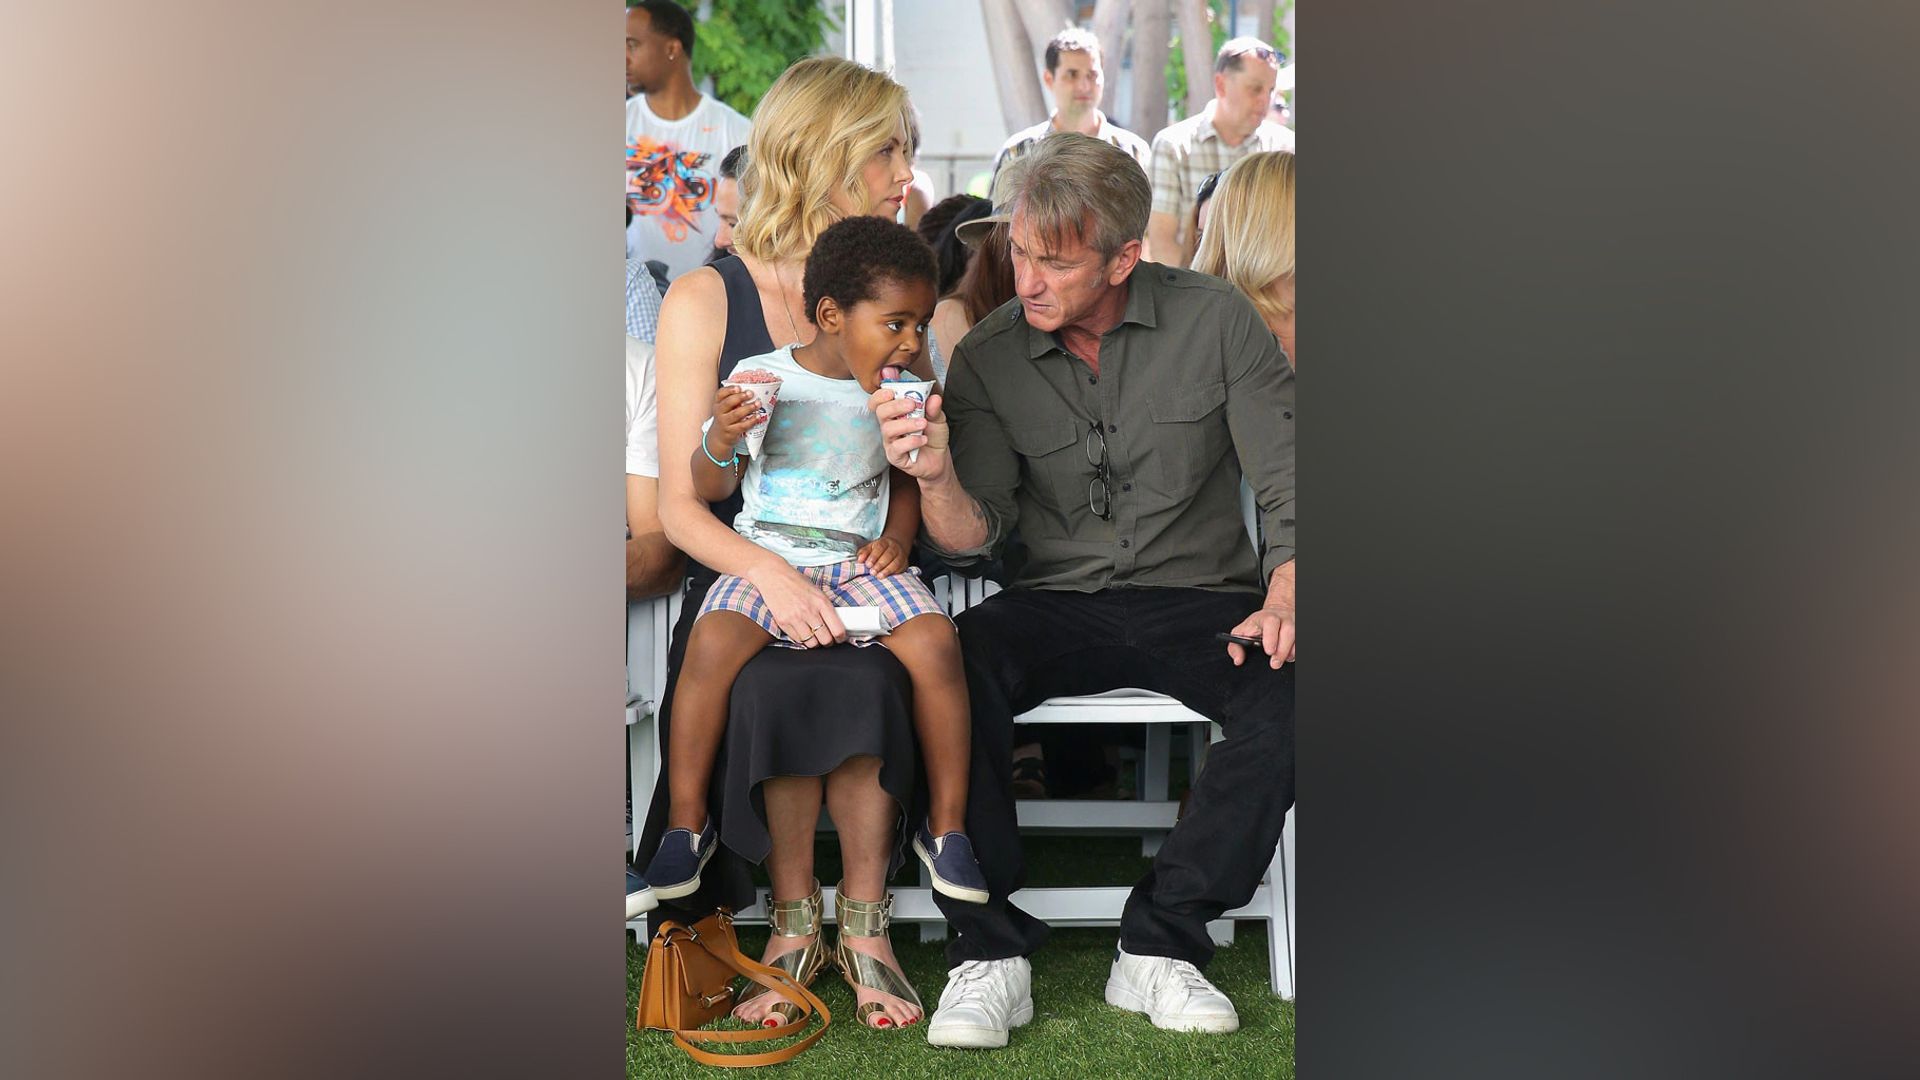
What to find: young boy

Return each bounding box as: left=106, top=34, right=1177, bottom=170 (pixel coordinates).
left=642, top=215, right=987, bottom=905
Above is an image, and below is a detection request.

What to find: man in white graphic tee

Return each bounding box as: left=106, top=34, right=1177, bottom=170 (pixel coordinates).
left=625, top=1, right=752, bottom=283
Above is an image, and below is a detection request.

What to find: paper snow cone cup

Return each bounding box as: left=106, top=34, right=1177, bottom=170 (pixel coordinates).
left=882, top=377, right=935, bottom=464
left=723, top=374, right=782, bottom=458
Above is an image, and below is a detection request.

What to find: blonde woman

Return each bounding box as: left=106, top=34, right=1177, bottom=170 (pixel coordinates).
left=1190, top=150, right=1295, bottom=364
left=644, top=56, right=929, bottom=1032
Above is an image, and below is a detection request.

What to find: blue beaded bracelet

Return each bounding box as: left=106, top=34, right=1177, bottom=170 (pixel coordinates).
left=700, top=416, right=739, bottom=469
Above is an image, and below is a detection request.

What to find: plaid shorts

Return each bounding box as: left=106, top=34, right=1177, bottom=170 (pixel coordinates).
left=696, top=560, right=949, bottom=647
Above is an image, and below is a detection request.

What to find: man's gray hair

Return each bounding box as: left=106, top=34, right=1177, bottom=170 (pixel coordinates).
left=1005, top=133, right=1149, bottom=260
left=1214, top=36, right=1281, bottom=75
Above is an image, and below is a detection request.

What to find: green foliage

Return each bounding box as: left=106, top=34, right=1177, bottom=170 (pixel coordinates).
left=1269, top=0, right=1295, bottom=64
left=689, top=1, right=836, bottom=118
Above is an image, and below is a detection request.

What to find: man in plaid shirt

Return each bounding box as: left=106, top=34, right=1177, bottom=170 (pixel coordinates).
left=1146, top=38, right=1296, bottom=268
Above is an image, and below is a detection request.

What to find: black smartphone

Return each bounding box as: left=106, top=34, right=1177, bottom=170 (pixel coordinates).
left=1215, top=632, right=1265, bottom=648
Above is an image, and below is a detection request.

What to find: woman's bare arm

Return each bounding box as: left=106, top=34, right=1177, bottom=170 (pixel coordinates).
left=655, top=268, right=784, bottom=578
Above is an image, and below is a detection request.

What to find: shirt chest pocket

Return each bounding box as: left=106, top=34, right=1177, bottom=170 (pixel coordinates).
left=1147, top=380, right=1229, bottom=498
left=1005, top=420, right=1086, bottom=519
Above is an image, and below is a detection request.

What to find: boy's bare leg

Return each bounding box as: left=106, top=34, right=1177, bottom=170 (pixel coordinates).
left=666, top=610, right=773, bottom=831
left=882, top=614, right=971, bottom=836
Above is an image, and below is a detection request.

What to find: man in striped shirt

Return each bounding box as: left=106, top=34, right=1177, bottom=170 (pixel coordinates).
left=986, top=28, right=1149, bottom=198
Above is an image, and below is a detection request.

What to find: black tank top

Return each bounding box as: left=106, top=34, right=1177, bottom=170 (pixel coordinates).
left=714, top=254, right=775, bottom=378
left=687, top=255, right=776, bottom=587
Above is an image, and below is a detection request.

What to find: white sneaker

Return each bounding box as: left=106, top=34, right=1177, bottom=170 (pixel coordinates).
left=1104, top=944, right=1240, bottom=1033
left=926, top=957, right=1034, bottom=1049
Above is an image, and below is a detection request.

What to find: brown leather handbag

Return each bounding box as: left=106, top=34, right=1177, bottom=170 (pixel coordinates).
left=636, top=909, right=831, bottom=1067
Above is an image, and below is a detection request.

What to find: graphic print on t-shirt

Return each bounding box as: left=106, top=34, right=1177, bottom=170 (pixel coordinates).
left=739, top=395, right=886, bottom=560
left=627, top=137, right=714, bottom=244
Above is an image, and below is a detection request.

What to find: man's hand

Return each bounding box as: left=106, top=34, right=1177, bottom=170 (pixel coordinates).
left=856, top=535, right=909, bottom=577
left=1226, top=605, right=1295, bottom=669
left=867, top=366, right=950, bottom=481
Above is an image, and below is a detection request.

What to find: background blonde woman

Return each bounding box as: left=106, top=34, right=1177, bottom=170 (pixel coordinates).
left=644, top=56, right=928, bottom=1031
left=1190, top=150, right=1295, bottom=364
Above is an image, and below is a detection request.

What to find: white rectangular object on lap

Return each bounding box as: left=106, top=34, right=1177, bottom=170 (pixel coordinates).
left=835, top=605, right=889, bottom=638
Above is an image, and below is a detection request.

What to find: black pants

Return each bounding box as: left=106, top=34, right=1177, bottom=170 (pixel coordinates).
left=936, top=585, right=1295, bottom=968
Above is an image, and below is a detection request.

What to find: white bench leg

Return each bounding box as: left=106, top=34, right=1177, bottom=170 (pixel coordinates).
left=917, top=862, right=948, bottom=942
left=1280, top=806, right=1295, bottom=997
left=1141, top=724, right=1171, bottom=855
left=628, top=708, right=649, bottom=861
left=1207, top=918, right=1235, bottom=947
left=1268, top=806, right=1295, bottom=998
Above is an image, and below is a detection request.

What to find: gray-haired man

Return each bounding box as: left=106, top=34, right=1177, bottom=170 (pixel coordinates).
left=870, top=133, right=1296, bottom=1047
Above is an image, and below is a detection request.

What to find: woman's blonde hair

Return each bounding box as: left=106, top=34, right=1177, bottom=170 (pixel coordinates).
left=734, top=57, right=912, bottom=264
left=1190, top=151, right=1294, bottom=327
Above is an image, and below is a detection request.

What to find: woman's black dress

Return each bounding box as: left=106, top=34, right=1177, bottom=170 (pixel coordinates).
left=638, top=255, right=919, bottom=927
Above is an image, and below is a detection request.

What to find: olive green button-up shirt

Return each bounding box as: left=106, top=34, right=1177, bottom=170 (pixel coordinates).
left=933, top=263, right=1295, bottom=595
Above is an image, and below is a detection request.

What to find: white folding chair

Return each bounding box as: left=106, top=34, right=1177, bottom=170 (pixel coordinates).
left=627, top=589, right=681, bottom=861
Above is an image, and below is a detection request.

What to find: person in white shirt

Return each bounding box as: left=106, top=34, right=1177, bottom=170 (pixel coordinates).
left=627, top=334, right=682, bottom=603
left=626, top=331, right=682, bottom=920
left=625, top=0, right=752, bottom=282
left=986, top=28, right=1149, bottom=198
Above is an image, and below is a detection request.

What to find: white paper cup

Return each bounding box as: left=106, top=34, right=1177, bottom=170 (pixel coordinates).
left=883, top=378, right=934, bottom=464
left=723, top=376, right=782, bottom=458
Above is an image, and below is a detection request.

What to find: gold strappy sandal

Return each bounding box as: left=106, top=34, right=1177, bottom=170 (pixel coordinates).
left=832, top=882, right=923, bottom=1029
left=732, top=882, right=829, bottom=1027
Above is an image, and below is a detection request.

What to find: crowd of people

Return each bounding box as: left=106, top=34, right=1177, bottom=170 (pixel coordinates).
left=623, top=0, right=1295, bottom=1050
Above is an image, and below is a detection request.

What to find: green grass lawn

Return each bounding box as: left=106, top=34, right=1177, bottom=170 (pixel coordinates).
left=625, top=837, right=1294, bottom=1079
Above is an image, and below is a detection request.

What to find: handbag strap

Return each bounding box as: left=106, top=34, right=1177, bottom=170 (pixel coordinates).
left=669, top=916, right=832, bottom=1068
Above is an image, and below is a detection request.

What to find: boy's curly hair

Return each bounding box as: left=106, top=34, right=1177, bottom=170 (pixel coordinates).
left=802, top=215, right=939, bottom=326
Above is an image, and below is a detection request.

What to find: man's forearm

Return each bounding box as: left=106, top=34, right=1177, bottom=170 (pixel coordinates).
left=627, top=532, right=685, bottom=601
left=1146, top=218, right=1179, bottom=267
left=918, top=470, right=990, bottom=553
left=1265, top=559, right=1295, bottom=611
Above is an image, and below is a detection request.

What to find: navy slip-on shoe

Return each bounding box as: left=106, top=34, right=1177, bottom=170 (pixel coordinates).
left=626, top=865, right=657, bottom=920
left=644, top=822, right=717, bottom=901
left=913, top=822, right=990, bottom=904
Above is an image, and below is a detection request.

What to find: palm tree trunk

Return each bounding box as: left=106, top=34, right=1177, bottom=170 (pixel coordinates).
left=1089, top=0, right=1130, bottom=117
left=980, top=0, right=1048, bottom=133
left=1128, top=0, right=1171, bottom=140
left=1176, top=0, right=1213, bottom=115
left=1012, top=0, right=1073, bottom=58
left=1241, top=0, right=1278, bottom=43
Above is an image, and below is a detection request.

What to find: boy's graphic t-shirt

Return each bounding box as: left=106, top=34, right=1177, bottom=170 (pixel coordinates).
left=730, top=345, right=889, bottom=568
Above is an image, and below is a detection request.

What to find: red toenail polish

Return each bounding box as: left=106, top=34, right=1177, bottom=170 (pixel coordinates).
left=763, top=1019, right=779, bottom=1028
left=876, top=1018, right=892, bottom=1028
